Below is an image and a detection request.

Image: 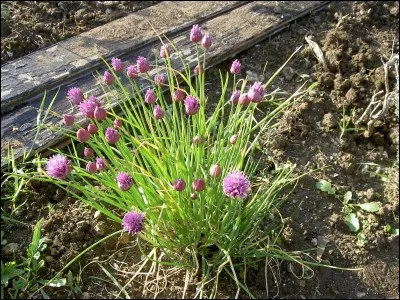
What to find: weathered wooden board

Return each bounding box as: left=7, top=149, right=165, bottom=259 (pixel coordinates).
left=1, top=1, right=245, bottom=114
left=1, top=1, right=330, bottom=170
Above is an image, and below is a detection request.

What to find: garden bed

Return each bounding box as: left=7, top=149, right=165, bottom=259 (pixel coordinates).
left=1, top=1, right=399, bottom=299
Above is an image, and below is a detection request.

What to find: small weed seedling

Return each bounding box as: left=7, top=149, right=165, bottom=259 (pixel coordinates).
left=339, top=105, right=360, bottom=139
left=316, top=179, right=381, bottom=245
left=1, top=219, right=67, bottom=298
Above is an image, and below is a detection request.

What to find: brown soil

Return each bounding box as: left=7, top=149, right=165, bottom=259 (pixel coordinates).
left=0, top=1, right=160, bottom=65
left=1, top=1, right=399, bottom=299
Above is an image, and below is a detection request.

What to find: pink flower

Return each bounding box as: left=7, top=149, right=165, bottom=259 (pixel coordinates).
left=145, top=89, right=157, bottom=104
left=137, top=56, right=150, bottom=73
left=230, top=90, right=240, bottom=104
left=173, top=179, right=186, bottom=191
left=154, top=73, right=166, bottom=85
left=87, top=123, right=98, bottom=134
left=192, top=179, right=206, bottom=192
left=238, top=93, right=250, bottom=105
left=67, top=87, right=84, bottom=105
left=191, top=193, right=197, bottom=200
left=117, top=172, right=134, bottom=191
left=46, top=154, right=72, bottom=180
left=96, top=157, right=107, bottom=171
left=248, top=81, right=265, bottom=103
left=104, top=71, right=115, bottom=85
left=63, top=114, right=75, bottom=126
left=153, top=105, right=164, bottom=120
left=194, top=64, right=204, bottom=76
left=127, top=65, right=138, bottom=79
left=184, top=95, right=200, bottom=115
left=79, top=96, right=100, bottom=119
left=230, top=59, right=241, bottom=75
left=201, top=33, right=212, bottom=48
left=193, top=135, right=205, bottom=145
left=105, top=127, right=119, bottom=144
left=111, top=57, right=124, bottom=72
left=84, top=147, right=94, bottom=158
left=230, top=134, right=238, bottom=145
left=160, top=45, right=171, bottom=58
left=190, top=24, right=202, bottom=43
left=222, top=171, right=250, bottom=199
left=114, top=118, right=123, bottom=129
left=86, top=162, right=97, bottom=173
left=94, top=106, right=107, bottom=121
left=122, top=211, right=145, bottom=235
left=77, top=128, right=90, bottom=143
left=172, top=89, right=184, bottom=102
left=210, top=164, right=221, bottom=177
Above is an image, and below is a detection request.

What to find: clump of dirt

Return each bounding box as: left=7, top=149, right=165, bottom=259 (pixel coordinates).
left=1, top=1, right=160, bottom=65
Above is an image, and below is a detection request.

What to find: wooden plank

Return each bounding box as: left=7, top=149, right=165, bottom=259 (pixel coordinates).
left=1, top=1, right=330, bottom=170
left=1, top=1, right=245, bottom=114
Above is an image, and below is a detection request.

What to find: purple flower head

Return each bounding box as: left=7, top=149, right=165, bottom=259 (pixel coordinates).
left=137, top=56, right=150, bottom=73
left=201, top=33, right=212, bottom=48
left=210, top=164, right=222, bottom=177
left=230, top=59, right=241, bottom=75
left=126, top=65, right=138, bottom=79
left=105, top=127, right=120, bottom=144
left=87, top=123, right=98, bottom=134
left=79, top=97, right=100, bottom=119
left=173, top=179, right=186, bottom=192
left=153, top=105, right=164, bottom=120
left=86, top=161, right=97, bottom=173
left=84, top=147, right=94, bottom=158
left=46, top=154, right=72, bottom=180
left=222, top=171, right=250, bottom=199
left=111, top=57, right=124, bottom=72
left=67, top=87, right=84, bottom=105
left=230, top=90, right=240, bottom=104
left=114, top=118, right=123, bottom=129
left=94, top=106, right=107, bottom=121
left=122, top=211, right=146, bottom=235
left=96, top=157, right=107, bottom=171
left=172, top=89, right=184, bottom=102
left=248, top=81, right=265, bottom=103
left=184, top=95, right=200, bottom=116
left=194, top=64, right=204, bottom=76
left=192, top=178, right=206, bottom=192
left=145, top=89, right=157, bottom=104
left=154, top=73, right=166, bottom=86
left=190, top=24, right=202, bottom=43
left=63, top=114, right=75, bottom=126
left=160, top=45, right=171, bottom=58
left=238, top=93, right=250, bottom=105
left=77, top=128, right=90, bottom=143
left=117, top=172, right=134, bottom=191
left=104, top=71, right=115, bottom=85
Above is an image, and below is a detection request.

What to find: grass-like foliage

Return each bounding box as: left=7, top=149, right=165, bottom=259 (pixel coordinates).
left=12, top=25, right=317, bottom=298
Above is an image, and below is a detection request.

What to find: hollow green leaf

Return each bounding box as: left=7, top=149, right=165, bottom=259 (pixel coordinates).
left=345, top=213, right=360, bottom=232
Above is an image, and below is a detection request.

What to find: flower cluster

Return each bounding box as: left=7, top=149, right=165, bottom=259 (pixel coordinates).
left=122, top=211, right=146, bottom=234
left=48, top=25, right=264, bottom=243
left=222, top=171, right=250, bottom=199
